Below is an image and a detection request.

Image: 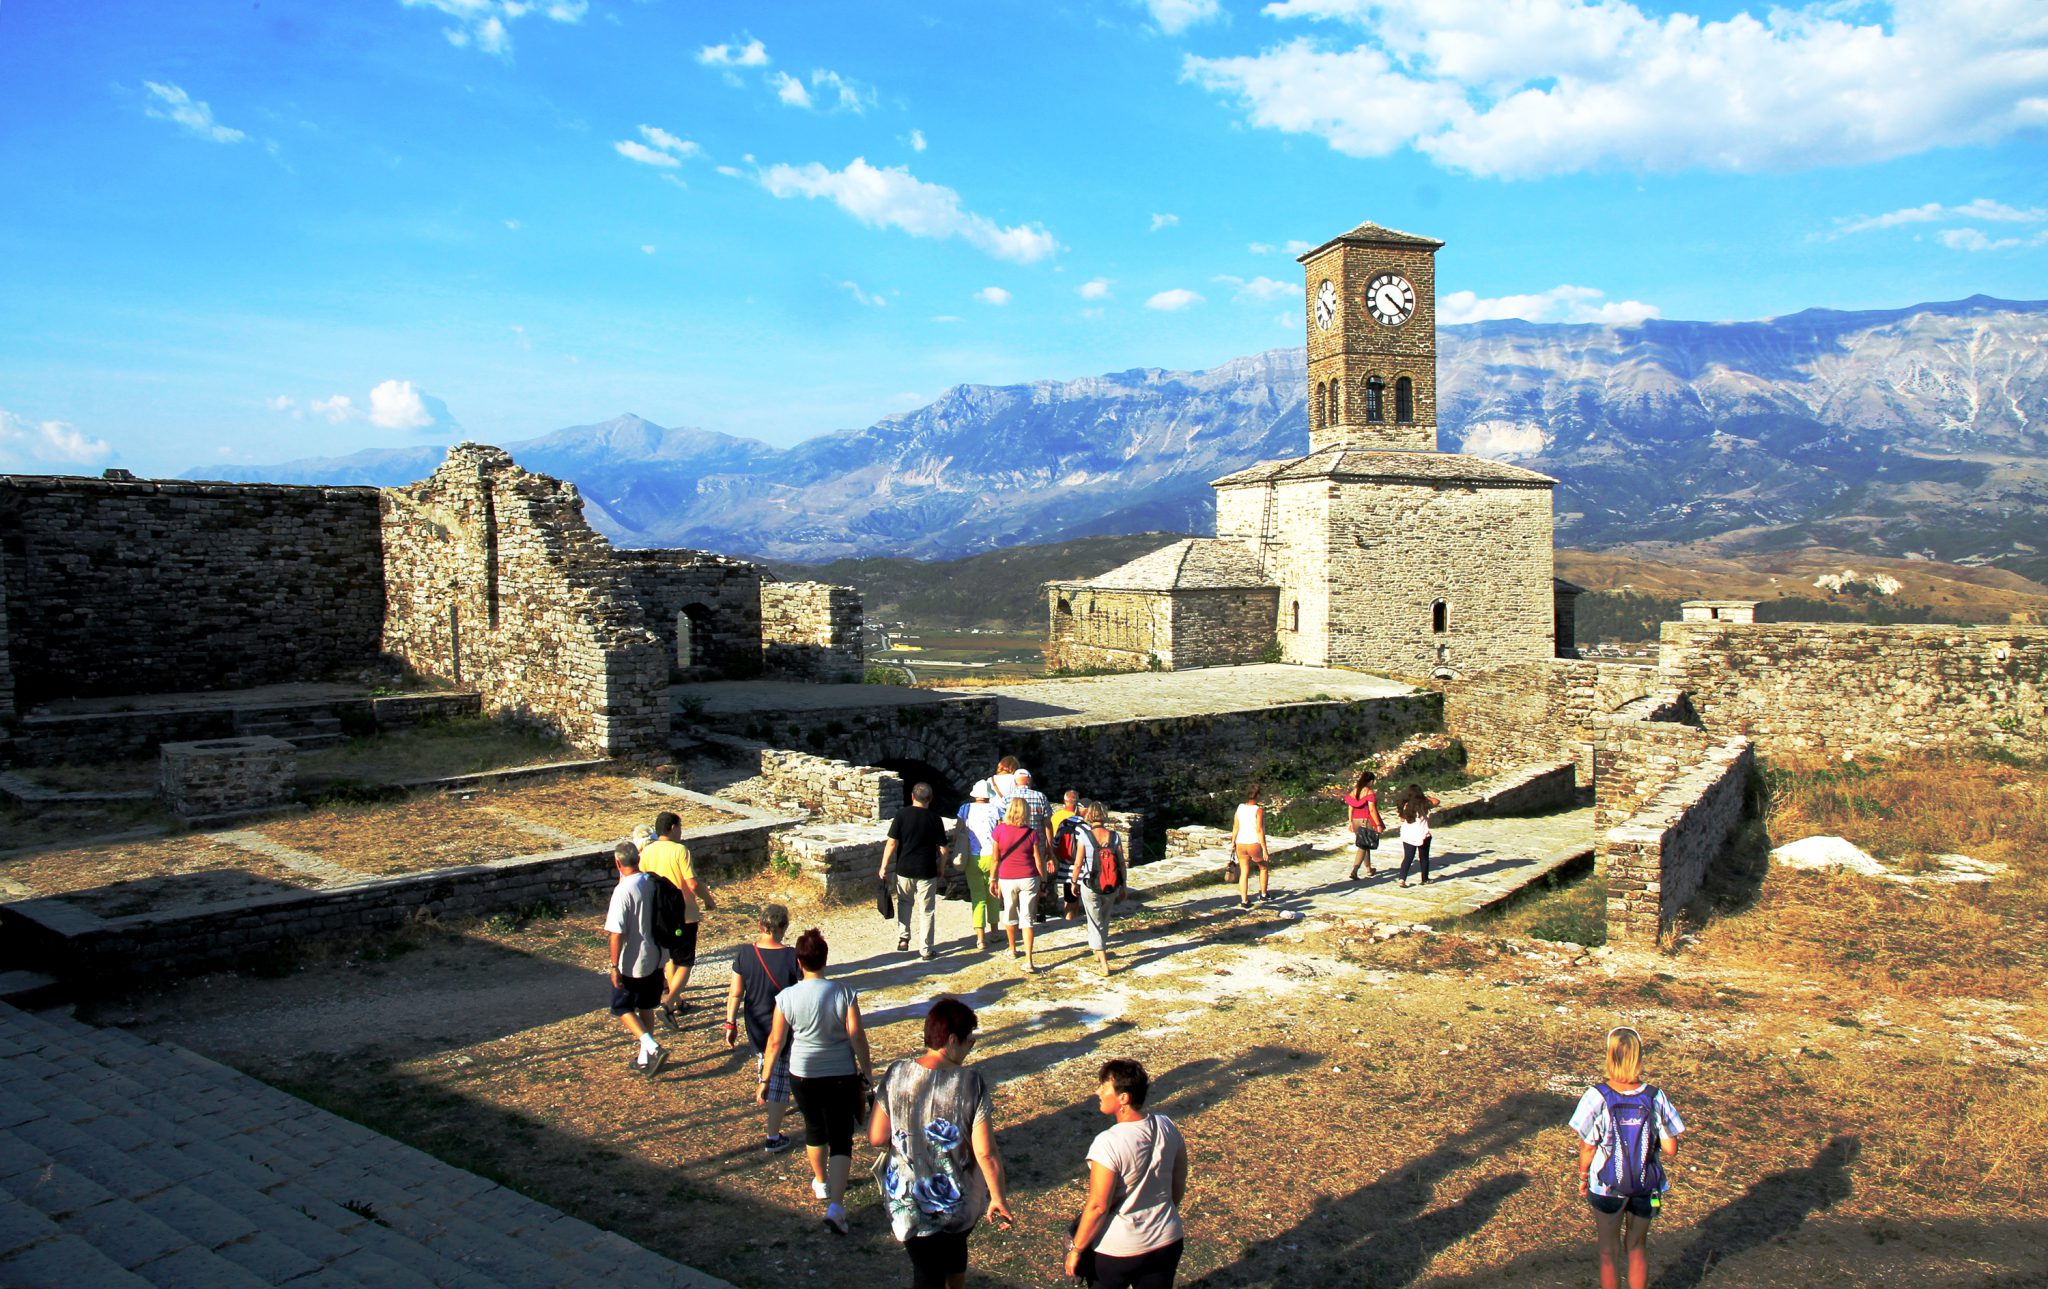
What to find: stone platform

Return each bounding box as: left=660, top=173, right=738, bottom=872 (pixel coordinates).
left=935, top=663, right=1417, bottom=728
left=0, top=1001, right=730, bottom=1287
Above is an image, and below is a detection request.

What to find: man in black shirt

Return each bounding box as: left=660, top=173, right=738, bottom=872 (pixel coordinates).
left=879, top=781, right=949, bottom=959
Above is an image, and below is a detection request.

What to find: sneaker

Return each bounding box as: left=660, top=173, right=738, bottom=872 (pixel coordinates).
left=919, top=950, right=935, bottom=961
left=823, top=1203, right=849, bottom=1235
left=658, top=1003, right=680, bottom=1031
left=643, top=1046, right=669, bottom=1078
left=812, top=1179, right=829, bottom=1201
left=763, top=1134, right=793, bottom=1154
left=897, top=934, right=910, bottom=952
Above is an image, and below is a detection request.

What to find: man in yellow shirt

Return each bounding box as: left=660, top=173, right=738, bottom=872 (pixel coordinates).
left=639, top=810, right=714, bottom=1029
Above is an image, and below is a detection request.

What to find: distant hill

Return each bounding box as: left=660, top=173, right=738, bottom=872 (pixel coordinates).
left=199, top=296, right=2048, bottom=582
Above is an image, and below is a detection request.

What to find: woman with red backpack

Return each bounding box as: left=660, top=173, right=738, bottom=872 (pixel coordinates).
left=1066, top=801, right=1127, bottom=976
left=1570, top=1025, right=1685, bottom=1289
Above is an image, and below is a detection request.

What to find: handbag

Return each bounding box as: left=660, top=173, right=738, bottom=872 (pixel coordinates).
left=876, top=879, right=895, bottom=919
left=1223, top=860, right=1241, bottom=885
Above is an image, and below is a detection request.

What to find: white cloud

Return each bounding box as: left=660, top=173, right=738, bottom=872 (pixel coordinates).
left=908, top=129, right=928, bottom=152
left=142, top=82, right=245, bottom=143
left=504, top=218, right=521, bottom=230
left=641, top=244, right=657, bottom=254
left=1186, top=1, right=2048, bottom=179
left=840, top=281, right=888, bottom=306
left=615, top=124, right=701, bottom=168
left=771, top=71, right=814, bottom=109
left=1214, top=274, right=1301, bottom=301
left=1145, top=288, right=1204, bottom=311
left=402, top=0, right=586, bottom=58
left=309, top=394, right=356, bottom=424
left=974, top=286, right=1012, bottom=306
left=1149, top=212, right=1180, bottom=232
left=369, top=379, right=436, bottom=430
left=1937, top=227, right=2048, bottom=252
left=1143, top=0, right=1224, bottom=35
left=698, top=36, right=769, bottom=68
left=715, top=164, right=745, bottom=178
left=1830, top=197, right=2046, bottom=239
left=1438, top=284, right=1660, bottom=326
left=758, top=157, right=1057, bottom=263
left=0, top=409, right=114, bottom=468
left=930, top=315, right=963, bottom=324
left=810, top=70, right=872, bottom=113
left=1284, top=239, right=1315, bottom=254
left=1247, top=241, right=1277, bottom=254
left=1079, top=278, right=1114, bottom=300
left=265, top=395, right=296, bottom=413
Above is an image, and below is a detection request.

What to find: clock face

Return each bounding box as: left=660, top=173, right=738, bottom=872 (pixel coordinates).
left=1365, top=272, right=1416, bottom=327
left=1314, top=279, right=1337, bottom=331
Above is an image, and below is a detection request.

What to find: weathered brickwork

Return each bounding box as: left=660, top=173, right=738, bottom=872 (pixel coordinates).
left=728, top=746, right=903, bottom=822
left=1047, top=543, right=1280, bottom=672
left=1660, top=621, right=2048, bottom=758
left=158, top=736, right=298, bottom=819
left=1046, top=588, right=1172, bottom=672
left=381, top=446, right=670, bottom=757
left=0, top=474, right=385, bottom=708
left=761, top=582, right=863, bottom=681
left=1593, top=710, right=1714, bottom=830
left=1167, top=588, right=1281, bottom=669
left=1604, top=737, right=1753, bottom=945
left=12, top=692, right=480, bottom=767
left=1442, top=659, right=1659, bottom=784
left=617, top=550, right=764, bottom=679
left=0, top=553, right=14, bottom=726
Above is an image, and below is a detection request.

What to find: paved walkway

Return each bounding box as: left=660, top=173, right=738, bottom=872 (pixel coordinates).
left=0, top=1001, right=732, bottom=1287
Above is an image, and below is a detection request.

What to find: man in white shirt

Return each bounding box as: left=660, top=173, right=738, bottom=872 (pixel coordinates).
left=604, top=840, right=669, bottom=1076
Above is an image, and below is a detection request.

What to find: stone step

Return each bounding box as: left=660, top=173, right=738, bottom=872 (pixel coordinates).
left=0, top=973, right=65, bottom=1009
left=0, top=1002, right=733, bottom=1288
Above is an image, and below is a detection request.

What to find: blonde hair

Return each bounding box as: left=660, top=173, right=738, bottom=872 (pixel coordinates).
left=1083, top=801, right=1107, bottom=825
left=1605, top=1027, right=1644, bottom=1084
left=1003, top=796, right=1028, bottom=826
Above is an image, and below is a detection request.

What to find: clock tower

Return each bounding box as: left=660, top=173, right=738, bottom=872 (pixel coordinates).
left=1299, top=222, right=1441, bottom=453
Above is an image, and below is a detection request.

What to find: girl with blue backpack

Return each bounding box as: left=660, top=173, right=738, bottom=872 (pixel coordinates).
left=1569, top=1026, right=1685, bottom=1289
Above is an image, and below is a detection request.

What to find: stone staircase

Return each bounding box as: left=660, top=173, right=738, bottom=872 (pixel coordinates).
left=233, top=708, right=348, bottom=751
left=0, top=1002, right=731, bottom=1288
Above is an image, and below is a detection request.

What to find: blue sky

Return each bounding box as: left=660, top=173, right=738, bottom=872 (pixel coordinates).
left=1, top=0, right=2044, bottom=476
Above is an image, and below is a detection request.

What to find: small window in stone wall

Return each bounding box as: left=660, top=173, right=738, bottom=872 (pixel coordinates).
left=1365, top=377, right=1384, bottom=423
left=1328, top=379, right=1341, bottom=423
left=1291, top=600, right=1300, bottom=632
left=1432, top=599, right=1447, bottom=633
left=1395, top=376, right=1414, bottom=424
left=1313, top=382, right=1325, bottom=430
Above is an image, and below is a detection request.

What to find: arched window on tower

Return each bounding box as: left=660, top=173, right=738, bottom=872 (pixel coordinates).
left=1395, top=376, right=1415, bottom=424
left=1313, top=382, right=1325, bottom=431
left=1432, top=599, right=1448, bottom=634
left=1365, top=376, right=1385, bottom=423
left=1328, top=379, right=1341, bottom=424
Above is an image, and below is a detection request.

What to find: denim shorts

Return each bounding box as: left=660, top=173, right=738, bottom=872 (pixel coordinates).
left=1587, top=1192, right=1658, bottom=1219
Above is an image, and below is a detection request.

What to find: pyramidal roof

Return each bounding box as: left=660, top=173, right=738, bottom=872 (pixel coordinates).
left=1211, top=448, right=1556, bottom=489
left=1296, top=221, right=1445, bottom=261
left=1054, top=538, right=1274, bottom=592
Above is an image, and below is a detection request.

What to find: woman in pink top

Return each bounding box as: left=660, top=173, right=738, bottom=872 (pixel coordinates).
left=1341, top=768, right=1386, bottom=881
left=991, top=798, right=1047, bottom=973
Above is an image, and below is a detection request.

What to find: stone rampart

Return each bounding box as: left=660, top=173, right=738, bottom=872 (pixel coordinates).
left=0, top=474, right=384, bottom=710
left=1593, top=706, right=1714, bottom=830
left=1604, top=737, right=1753, bottom=945
left=1659, top=621, right=2048, bottom=759
left=381, top=446, right=669, bottom=757
left=158, top=736, right=297, bottom=819
left=1431, top=760, right=1578, bottom=826
left=1443, top=659, right=1659, bottom=784
left=761, top=582, right=864, bottom=682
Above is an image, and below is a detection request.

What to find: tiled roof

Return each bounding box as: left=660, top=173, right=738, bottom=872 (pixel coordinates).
left=1296, top=221, right=1445, bottom=260
left=1052, top=538, right=1274, bottom=591
left=1211, top=448, right=1556, bottom=488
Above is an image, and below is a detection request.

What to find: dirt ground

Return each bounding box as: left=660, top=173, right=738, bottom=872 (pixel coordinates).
left=84, top=750, right=2048, bottom=1289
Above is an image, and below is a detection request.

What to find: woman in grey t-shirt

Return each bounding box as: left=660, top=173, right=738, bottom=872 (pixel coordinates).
left=762, top=928, right=872, bottom=1235
left=1067, top=1058, right=1188, bottom=1288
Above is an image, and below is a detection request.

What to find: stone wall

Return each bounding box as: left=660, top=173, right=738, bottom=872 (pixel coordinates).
left=1169, top=588, right=1281, bottom=669
left=1443, top=659, right=1660, bottom=784
left=1593, top=707, right=1714, bottom=830
left=761, top=582, right=864, bottom=681
left=11, top=691, right=481, bottom=767
left=1604, top=737, right=1753, bottom=945
left=1009, top=691, right=1441, bottom=818
left=0, top=474, right=385, bottom=708
left=617, top=550, right=764, bottom=679
left=1047, top=587, right=1170, bottom=673
left=158, top=736, right=297, bottom=819
left=381, top=446, right=668, bottom=757
left=0, top=551, right=13, bottom=726
left=730, top=746, right=903, bottom=823
left=692, top=695, right=999, bottom=800
left=1659, top=621, right=2048, bottom=759
left=1430, top=760, right=1578, bottom=826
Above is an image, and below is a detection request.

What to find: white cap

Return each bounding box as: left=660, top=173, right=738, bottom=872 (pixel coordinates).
left=970, top=780, right=991, bottom=799
left=631, top=824, right=656, bottom=844
left=1014, top=768, right=1032, bottom=782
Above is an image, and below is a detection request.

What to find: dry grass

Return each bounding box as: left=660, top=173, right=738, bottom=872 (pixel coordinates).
left=16, top=757, right=159, bottom=793
left=298, top=717, right=572, bottom=784
left=0, top=832, right=318, bottom=914
left=250, top=796, right=563, bottom=874
left=477, top=776, right=737, bottom=845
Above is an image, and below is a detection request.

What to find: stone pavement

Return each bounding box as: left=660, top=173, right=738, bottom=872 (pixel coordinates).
left=936, top=664, right=1418, bottom=728
left=0, top=1001, right=732, bottom=1288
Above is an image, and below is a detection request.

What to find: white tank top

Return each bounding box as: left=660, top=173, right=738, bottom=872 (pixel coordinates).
left=1233, top=802, right=1263, bottom=844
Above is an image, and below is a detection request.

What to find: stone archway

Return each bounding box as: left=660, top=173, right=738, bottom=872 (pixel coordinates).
left=876, top=757, right=964, bottom=815
left=870, top=735, right=980, bottom=809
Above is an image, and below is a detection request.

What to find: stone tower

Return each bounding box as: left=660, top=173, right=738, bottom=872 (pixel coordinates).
left=1302, top=223, right=1441, bottom=453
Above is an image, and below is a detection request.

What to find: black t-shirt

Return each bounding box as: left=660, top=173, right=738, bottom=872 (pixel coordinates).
left=734, top=944, right=801, bottom=1049
left=887, top=806, right=949, bottom=880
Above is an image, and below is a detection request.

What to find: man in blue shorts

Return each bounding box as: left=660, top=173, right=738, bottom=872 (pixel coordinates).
left=605, top=840, right=669, bottom=1076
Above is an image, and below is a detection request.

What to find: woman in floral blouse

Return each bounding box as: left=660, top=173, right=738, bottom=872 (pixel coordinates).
left=868, top=997, right=1014, bottom=1289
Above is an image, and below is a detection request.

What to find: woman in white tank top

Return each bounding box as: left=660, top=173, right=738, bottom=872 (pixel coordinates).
left=1232, top=785, right=1269, bottom=908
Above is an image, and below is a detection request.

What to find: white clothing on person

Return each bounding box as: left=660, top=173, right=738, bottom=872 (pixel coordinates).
left=1232, top=803, right=1263, bottom=845
left=1398, top=809, right=1432, bottom=846
left=1569, top=1084, right=1685, bottom=1198
left=1087, top=1114, right=1186, bottom=1257
left=997, top=876, right=1038, bottom=928
left=602, top=873, right=664, bottom=978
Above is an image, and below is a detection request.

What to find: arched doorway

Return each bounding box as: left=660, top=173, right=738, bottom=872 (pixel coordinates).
left=877, top=758, right=964, bottom=816
left=677, top=603, right=714, bottom=669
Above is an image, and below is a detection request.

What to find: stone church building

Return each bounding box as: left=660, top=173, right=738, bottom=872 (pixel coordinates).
left=1048, top=221, right=1568, bottom=679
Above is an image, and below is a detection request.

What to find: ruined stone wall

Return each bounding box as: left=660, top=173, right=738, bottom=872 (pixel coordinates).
left=0, top=551, right=13, bottom=726
left=0, top=475, right=384, bottom=707
left=693, top=695, right=999, bottom=799
left=1605, top=737, right=1753, bottom=945
left=731, top=747, right=902, bottom=823
left=1593, top=710, right=1715, bottom=830
left=762, top=582, right=863, bottom=681
left=1047, top=587, right=1171, bottom=672
left=616, top=550, right=764, bottom=679
left=380, top=446, right=667, bottom=757
left=1660, top=622, right=2048, bottom=758
left=1443, top=659, right=1659, bottom=784
left=1168, top=588, right=1280, bottom=669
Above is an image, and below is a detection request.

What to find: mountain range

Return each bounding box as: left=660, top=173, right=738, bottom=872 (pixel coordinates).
left=197, top=296, right=2048, bottom=582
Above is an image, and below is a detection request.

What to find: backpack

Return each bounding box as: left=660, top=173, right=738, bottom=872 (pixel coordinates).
left=1596, top=1084, right=1667, bottom=1198
left=1075, top=825, right=1122, bottom=895
left=647, top=872, right=689, bottom=948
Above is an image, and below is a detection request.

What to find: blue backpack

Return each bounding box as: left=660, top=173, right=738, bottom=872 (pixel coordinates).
left=1596, top=1084, right=1667, bottom=1198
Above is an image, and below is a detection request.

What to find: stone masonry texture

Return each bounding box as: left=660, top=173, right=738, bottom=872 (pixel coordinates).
left=761, top=582, right=863, bottom=681
left=617, top=549, right=765, bottom=679
left=1660, top=621, right=2048, bottom=758
left=1301, top=234, right=1439, bottom=453
left=1443, top=659, right=1659, bottom=785
left=157, top=736, right=299, bottom=818
left=0, top=475, right=384, bottom=708
left=1604, top=737, right=1753, bottom=945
